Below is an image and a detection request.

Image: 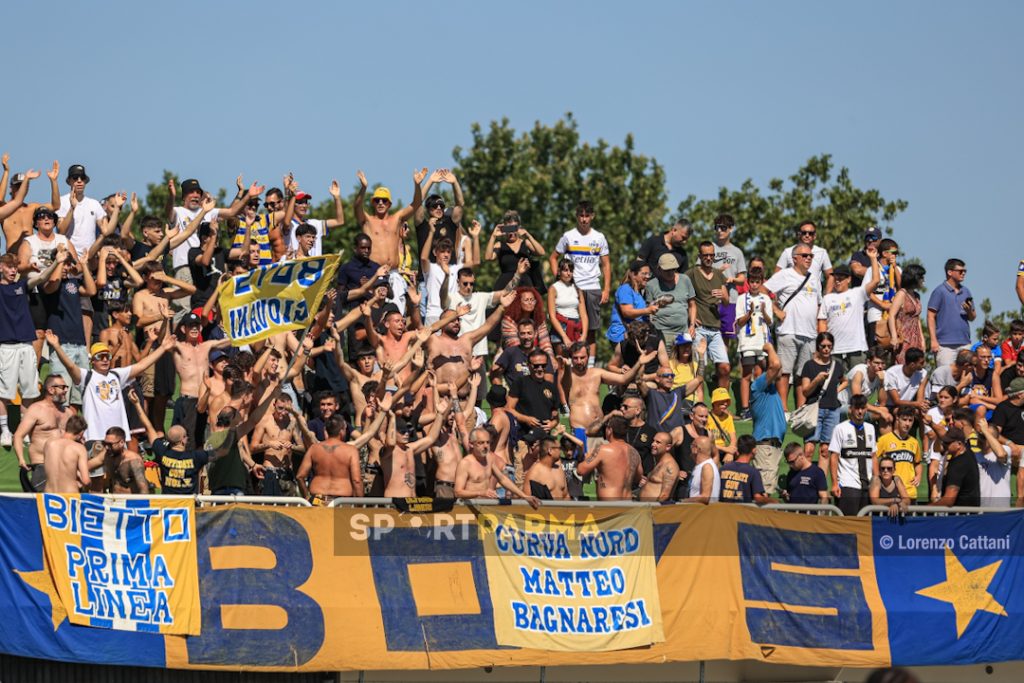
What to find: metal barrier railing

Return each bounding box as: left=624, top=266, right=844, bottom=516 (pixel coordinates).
left=857, top=504, right=1024, bottom=517
left=758, top=503, right=844, bottom=516
left=197, top=495, right=311, bottom=507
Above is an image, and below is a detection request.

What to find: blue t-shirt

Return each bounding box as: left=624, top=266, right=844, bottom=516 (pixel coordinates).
left=926, top=282, right=973, bottom=347
left=751, top=374, right=787, bottom=441
left=786, top=464, right=827, bottom=504
left=607, top=283, right=647, bottom=343
left=719, top=460, right=765, bottom=503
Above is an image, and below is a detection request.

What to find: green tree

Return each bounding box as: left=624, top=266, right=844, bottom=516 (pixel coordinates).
left=675, top=154, right=908, bottom=264
left=452, top=113, right=669, bottom=283
left=978, top=298, right=1024, bottom=339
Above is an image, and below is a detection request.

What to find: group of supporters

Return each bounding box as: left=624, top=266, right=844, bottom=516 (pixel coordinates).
left=1, top=156, right=1023, bottom=513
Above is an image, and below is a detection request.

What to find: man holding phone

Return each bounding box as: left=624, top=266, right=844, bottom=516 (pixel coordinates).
left=927, top=258, right=975, bottom=367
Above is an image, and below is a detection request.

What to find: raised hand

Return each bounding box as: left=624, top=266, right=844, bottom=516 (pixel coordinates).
left=44, top=329, right=60, bottom=347
left=24, top=169, right=40, bottom=181
left=440, top=169, right=457, bottom=184
left=468, top=220, right=482, bottom=238
left=413, top=167, right=428, bottom=184
left=47, top=160, right=59, bottom=181
left=113, top=192, right=127, bottom=208
left=639, top=349, right=658, bottom=365
left=236, top=174, right=245, bottom=193
left=329, top=180, right=340, bottom=197
left=162, top=333, right=177, bottom=351
left=499, top=290, right=516, bottom=308
left=202, top=195, right=216, bottom=213
left=456, top=303, right=471, bottom=317
left=167, top=178, right=176, bottom=198
left=428, top=169, right=445, bottom=184
left=416, top=326, right=433, bottom=344
left=356, top=170, right=367, bottom=189
left=1, top=153, right=7, bottom=170
left=696, top=336, right=708, bottom=357
left=130, top=191, right=139, bottom=213
left=247, top=182, right=264, bottom=198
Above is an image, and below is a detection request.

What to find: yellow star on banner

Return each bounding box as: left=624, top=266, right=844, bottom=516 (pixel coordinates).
left=14, top=552, right=67, bottom=632
left=916, top=546, right=1007, bottom=638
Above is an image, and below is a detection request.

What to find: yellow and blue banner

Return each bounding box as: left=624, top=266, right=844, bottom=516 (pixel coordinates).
left=34, top=494, right=200, bottom=636
left=217, top=254, right=340, bottom=346
left=1, top=499, right=1024, bottom=671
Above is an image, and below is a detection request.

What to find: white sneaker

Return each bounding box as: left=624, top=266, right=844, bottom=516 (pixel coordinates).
left=0, top=431, right=12, bottom=448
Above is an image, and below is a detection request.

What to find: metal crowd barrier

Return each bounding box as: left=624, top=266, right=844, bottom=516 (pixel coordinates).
left=197, top=495, right=311, bottom=507
left=857, top=504, right=1024, bottom=517
left=323, top=498, right=843, bottom=515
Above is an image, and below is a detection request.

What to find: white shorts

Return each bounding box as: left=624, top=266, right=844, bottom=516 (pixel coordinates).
left=0, top=343, right=40, bottom=401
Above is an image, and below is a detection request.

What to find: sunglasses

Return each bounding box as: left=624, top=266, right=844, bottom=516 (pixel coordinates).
left=714, top=225, right=730, bottom=231
left=93, top=353, right=111, bottom=361
left=800, top=230, right=816, bottom=236
left=460, top=280, right=475, bottom=287
left=880, top=466, right=894, bottom=472
left=530, top=363, right=547, bottom=369
left=372, top=198, right=390, bottom=205
left=795, top=253, right=814, bottom=259
left=429, top=203, right=446, bottom=211
left=658, top=373, right=675, bottom=378
left=951, top=268, right=966, bottom=273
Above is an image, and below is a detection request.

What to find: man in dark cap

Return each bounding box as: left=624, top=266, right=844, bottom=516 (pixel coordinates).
left=57, top=163, right=119, bottom=258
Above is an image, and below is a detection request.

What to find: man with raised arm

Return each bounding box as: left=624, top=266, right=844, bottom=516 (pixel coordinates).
left=576, top=415, right=645, bottom=501
left=12, top=376, right=76, bottom=490
left=1, top=158, right=59, bottom=254
left=354, top=168, right=425, bottom=270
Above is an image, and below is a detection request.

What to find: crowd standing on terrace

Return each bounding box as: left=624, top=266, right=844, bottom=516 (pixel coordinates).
left=2, top=156, right=1023, bottom=512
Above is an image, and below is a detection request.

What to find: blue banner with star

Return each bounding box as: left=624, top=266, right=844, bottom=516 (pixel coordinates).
left=0, top=496, right=1023, bottom=671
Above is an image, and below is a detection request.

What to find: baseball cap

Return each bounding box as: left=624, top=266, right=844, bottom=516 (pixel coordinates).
left=90, top=342, right=110, bottom=358
left=180, top=312, right=202, bottom=327
left=294, top=192, right=312, bottom=202
left=371, top=187, right=392, bottom=202
left=940, top=427, right=967, bottom=446
left=1006, top=377, right=1024, bottom=396
left=673, top=333, right=693, bottom=346
left=180, top=178, right=204, bottom=195
left=711, top=388, right=731, bottom=404
left=521, top=428, right=547, bottom=445
left=10, top=172, right=26, bottom=186
left=864, top=227, right=883, bottom=241
left=657, top=253, right=680, bottom=271
left=66, top=164, right=90, bottom=184
left=833, top=263, right=852, bottom=278
left=209, top=349, right=228, bottom=364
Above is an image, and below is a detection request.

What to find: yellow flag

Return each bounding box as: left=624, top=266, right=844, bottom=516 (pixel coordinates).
left=217, top=255, right=341, bottom=346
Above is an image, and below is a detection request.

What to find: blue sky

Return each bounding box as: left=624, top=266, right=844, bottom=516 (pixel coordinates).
left=5, top=1, right=1021, bottom=318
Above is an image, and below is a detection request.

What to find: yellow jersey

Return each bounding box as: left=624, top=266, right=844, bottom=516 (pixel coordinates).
left=708, top=411, right=736, bottom=451
left=876, top=432, right=921, bottom=499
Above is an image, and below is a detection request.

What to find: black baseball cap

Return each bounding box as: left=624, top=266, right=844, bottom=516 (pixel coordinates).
left=521, top=428, right=548, bottom=445
left=180, top=312, right=203, bottom=328
left=65, top=164, right=89, bottom=184
left=833, top=264, right=852, bottom=278
left=181, top=178, right=204, bottom=195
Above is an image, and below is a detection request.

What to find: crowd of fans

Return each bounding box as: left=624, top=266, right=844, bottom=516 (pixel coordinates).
left=1, top=156, right=1023, bottom=513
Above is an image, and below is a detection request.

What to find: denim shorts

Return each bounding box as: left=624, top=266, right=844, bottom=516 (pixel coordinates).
left=809, top=406, right=840, bottom=444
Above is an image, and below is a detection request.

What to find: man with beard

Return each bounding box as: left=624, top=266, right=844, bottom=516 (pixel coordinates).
left=12, top=375, right=76, bottom=491
left=454, top=426, right=540, bottom=508
left=355, top=168, right=426, bottom=270
left=636, top=432, right=677, bottom=501
left=101, top=426, right=149, bottom=494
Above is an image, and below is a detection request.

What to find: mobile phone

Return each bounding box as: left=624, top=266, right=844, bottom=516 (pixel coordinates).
left=500, top=224, right=518, bottom=234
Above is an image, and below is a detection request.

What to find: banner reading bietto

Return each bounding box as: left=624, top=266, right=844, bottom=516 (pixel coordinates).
left=481, top=507, right=663, bottom=651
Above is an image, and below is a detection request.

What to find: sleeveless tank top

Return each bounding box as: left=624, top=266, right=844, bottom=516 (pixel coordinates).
left=552, top=280, right=580, bottom=319
left=689, top=458, right=721, bottom=501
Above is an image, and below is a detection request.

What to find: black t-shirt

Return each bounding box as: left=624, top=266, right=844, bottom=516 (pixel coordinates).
left=416, top=217, right=459, bottom=264
left=130, top=240, right=170, bottom=272
left=152, top=438, right=212, bottom=494
left=627, top=423, right=659, bottom=474
left=618, top=335, right=662, bottom=375
left=799, top=358, right=845, bottom=409
left=849, top=250, right=872, bottom=287
left=638, top=234, right=689, bottom=273
left=493, top=241, right=544, bottom=293
left=942, top=450, right=981, bottom=507
left=509, top=376, right=558, bottom=423
left=94, top=270, right=129, bottom=315
left=991, top=399, right=1024, bottom=444
left=495, top=346, right=553, bottom=381
left=188, top=246, right=226, bottom=310
left=999, top=366, right=1021, bottom=393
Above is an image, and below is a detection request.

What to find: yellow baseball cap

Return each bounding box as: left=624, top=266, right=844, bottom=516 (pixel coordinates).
left=711, top=388, right=731, bottom=405
left=371, top=187, right=392, bottom=202
left=90, top=342, right=111, bottom=357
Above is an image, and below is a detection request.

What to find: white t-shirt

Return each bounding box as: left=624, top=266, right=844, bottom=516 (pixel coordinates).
left=735, top=292, right=773, bottom=352
left=764, top=267, right=821, bottom=338
left=883, top=365, right=929, bottom=408
left=556, top=228, right=609, bottom=291
left=976, top=451, right=1011, bottom=507
left=713, top=242, right=747, bottom=303
left=57, top=194, right=106, bottom=257
left=838, top=363, right=881, bottom=406
left=78, top=366, right=133, bottom=442
left=170, top=206, right=221, bottom=269
left=925, top=406, right=951, bottom=465
left=23, top=233, right=71, bottom=273
left=776, top=244, right=833, bottom=284
left=828, top=420, right=877, bottom=489
left=288, top=218, right=325, bottom=257
left=451, top=289, right=494, bottom=356
left=425, top=262, right=463, bottom=322
left=818, top=278, right=873, bottom=355
left=688, top=458, right=720, bottom=501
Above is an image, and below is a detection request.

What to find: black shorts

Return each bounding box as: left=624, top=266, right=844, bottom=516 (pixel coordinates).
left=29, top=292, right=47, bottom=331
left=838, top=486, right=869, bottom=516
left=154, top=352, right=176, bottom=396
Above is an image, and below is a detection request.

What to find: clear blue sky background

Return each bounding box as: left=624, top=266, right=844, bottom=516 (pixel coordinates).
left=5, top=1, right=1021, bottom=319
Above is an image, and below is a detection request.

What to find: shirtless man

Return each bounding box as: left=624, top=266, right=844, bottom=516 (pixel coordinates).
left=101, top=426, right=149, bottom=494
left=368, top=302, right=464, bottom=385
left=576, top=416, right=644, bottom=501
left=380, top=397, right=448, bottom=498
left=426, top=402, right=466, bottom=499
left=454, top=427, right=540, bottom=508
left=172, top=312, right=231, bottom=445
left=296, top=409, right=387, bottom=505
left=485, top=386, right=515, bottom=466
left=100, top=302, right=142, bottom=368
left=1, top=159, right=58, bottom=254
left=637, top=432, right=678, bottom=501
left=424, top=290, right=515, bottom=396
left=524, top=437, right=570, bottom=500
left=43, top=415, right=91, bottom=494
left=251, top=394, right=305, bottom=496
left=560, top=341, right=655, bottom=444
left=354, top=168, right=425, bottom=269
left=12, top=375, right=76, bottom=491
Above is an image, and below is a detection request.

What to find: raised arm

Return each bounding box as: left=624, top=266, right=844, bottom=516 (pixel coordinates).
left=127, top=334, right=176, bottom=380
left=353, top=170, right=368, bottom=227
left=395, top=168, right=427, bottom=223
left=44, top=329, right=83, bottom=386
left=169, top=196, right=216, bottom=249
left=325, top=180, right=346, bottom=229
